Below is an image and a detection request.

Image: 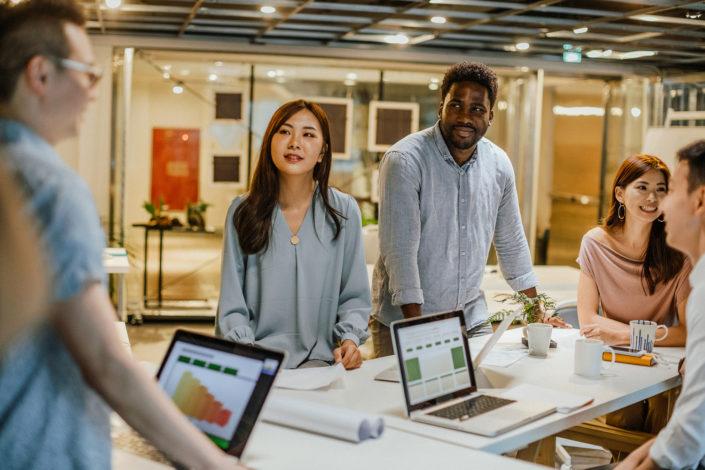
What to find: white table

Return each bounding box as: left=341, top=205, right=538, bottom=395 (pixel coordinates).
left=104, top=248, right=130, bottom=322
left=114, top=423, right=546, bottom=470
left=272, top=328, right=683, bottom=455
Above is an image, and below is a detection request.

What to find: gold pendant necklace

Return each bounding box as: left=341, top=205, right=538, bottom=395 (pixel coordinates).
left=290, top=234, right=300, bottom=245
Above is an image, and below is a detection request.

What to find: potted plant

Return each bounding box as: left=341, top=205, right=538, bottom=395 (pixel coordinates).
left=486, top=292, right=559, bottom=326
left=186, top=200, right=211, bottom=230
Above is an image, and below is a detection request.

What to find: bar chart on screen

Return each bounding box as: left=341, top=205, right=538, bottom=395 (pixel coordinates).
left=398, top=318, right=471, bottom=404
left=159, top=346, right=262, bottom=447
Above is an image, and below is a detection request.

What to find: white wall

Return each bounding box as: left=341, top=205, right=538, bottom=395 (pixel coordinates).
left=125, top=79, right=249, bottom=230
left=55, top=43, right=113, bottom=227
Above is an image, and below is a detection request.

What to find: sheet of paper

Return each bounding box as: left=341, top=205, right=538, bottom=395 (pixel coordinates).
left=481, top=349, right=527, bottom=367
left=499, top=383, right=593, bottom=413
left=275, top=363, right=345, bottom=390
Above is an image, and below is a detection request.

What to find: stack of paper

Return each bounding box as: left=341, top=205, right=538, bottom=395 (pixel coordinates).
left=274, top=363, right=345, bottom=390
left=556, top=438, right=613, bottom=469
left=262, top=396, right=384, bottom=443
left=498, top=384, right=593, bottom=413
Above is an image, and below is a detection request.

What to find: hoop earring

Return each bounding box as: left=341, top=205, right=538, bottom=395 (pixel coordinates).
left=657, top=214, right=665, bottom=223
left=617, top=203, right=625, bottom=220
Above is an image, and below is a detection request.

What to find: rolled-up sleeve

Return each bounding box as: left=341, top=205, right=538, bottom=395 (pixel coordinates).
left=333, top=196, right=371, bottom=346
left=493, top=163, right=537, bottom=292
left=216, top=200, right=255, bottom=344
left=378, top=151, right=424, bottom=306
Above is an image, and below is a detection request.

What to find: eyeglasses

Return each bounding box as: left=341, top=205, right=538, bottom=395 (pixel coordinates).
left=56, top=57, right=103, bottom=87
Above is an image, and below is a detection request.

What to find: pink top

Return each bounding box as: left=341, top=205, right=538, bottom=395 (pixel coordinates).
left=577, top=229, right=692, bottom=326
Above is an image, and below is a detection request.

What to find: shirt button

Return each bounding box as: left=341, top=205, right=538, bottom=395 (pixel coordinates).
left=461, top=251, right=466, bottom=256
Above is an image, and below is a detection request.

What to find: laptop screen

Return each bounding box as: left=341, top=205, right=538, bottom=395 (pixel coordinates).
left=156, top=330, right=283, bottom=455
left=396, top=314, right=474, bottom=407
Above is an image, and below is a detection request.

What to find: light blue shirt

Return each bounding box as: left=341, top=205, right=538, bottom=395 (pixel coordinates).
left=0, top=119, right=110, bottom=469
left=372, top=122, right=537, bottom=329
left=651, top=254, right=705, bottom=469
left=216, top=188, right=371, bottom=368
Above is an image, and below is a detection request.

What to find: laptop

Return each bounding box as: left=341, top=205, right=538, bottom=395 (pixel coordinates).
left=375, top=308, right=522, bottom=387
left=391, top=311, right=555, bottom=437
left=155, top=329, right=285, bottom=457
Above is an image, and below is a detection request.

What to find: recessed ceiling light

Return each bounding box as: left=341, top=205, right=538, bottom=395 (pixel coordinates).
left=384, top=34, right=409, bottom=45
left=515, top=42, right=530, bottom=51
left=260, top=5, right=276, bottom=14
left=520, top=66, right=529, bottom=72
left=163, top=64, right=171, bottom=71
left=172, top=84, right=184, bottom=95
left=346, top=72, right=357, bottom=80
left=497, top=100, right=508, bottom=111
left=630, top=107, right=642, bottom=118
left=344, top=79, right=356, bottom=86
left=266, top=70, right=276, bottom=78
left=573, top=26, right=588, bottom=34
left=162, top=72, right=170, bottom=79
left=428, top=82, right=439, bottom=91
left=620, top=50, right=656, bottom=59
left=208, top=73, right=218, bottom=81
left=214, top=61, right=224, bottom=67
left=105, top=0, right=121, bottom=9
left=431, top=16, right=447, bottom=24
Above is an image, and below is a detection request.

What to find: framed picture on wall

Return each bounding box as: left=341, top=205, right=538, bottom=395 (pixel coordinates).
left=212, top=155, right=240, bottom=183
left=215, top=93, right=243, bottom=120
left=151, top=128, right=200, bottom=211
left=312, top=97, right=353, bottom=160
left=367, top=101, right=419, bottom=152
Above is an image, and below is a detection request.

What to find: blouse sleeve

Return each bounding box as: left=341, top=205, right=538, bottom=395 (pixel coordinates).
left=675, top=258, right=693, bottom=306
left=576, top=235, right=596, bottom=280
left=216, top=199, right=255, bottom=344
left=333, top=195, right=372, bottom=346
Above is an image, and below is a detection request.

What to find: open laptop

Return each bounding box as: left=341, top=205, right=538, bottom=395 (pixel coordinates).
left=391, top=311, right=555, bottom=437
left=115, top=329, right=284, bottom=462
left=375, top=308, right=522, bottom=387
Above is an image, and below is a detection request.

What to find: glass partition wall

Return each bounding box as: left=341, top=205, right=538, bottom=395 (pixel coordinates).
left=109, top=47, right=650, bottom=318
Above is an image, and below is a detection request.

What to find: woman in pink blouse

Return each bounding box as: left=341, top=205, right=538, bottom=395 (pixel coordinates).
left=577, top=154, right=691, bottom=432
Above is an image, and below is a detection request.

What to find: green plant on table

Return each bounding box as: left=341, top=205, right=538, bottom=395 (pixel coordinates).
left=486, top=291, right=558, bottom=325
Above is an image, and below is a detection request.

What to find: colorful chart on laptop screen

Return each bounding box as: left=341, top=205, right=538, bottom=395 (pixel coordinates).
left=158, top=341, right=273, bottom=449
left=398, top=317, right=471, bottom=405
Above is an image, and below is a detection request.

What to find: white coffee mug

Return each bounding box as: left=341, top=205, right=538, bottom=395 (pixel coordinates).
left=527, top=323, right=553, bottom=357
left=630, top=320, right=668, bottom=353
left=575, top=338, right=615, bottom=379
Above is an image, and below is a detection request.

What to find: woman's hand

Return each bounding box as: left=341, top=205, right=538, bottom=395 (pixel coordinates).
left=333, top=340, right=362, bottom=370
left=544, top=315, right=572, bottom=329
left=580, top=323, right=629, bottom=345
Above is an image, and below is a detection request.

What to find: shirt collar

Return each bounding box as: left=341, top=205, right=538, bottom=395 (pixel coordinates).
left=690, top=253, right=705, bottom=287
left=432, top=120, right=481, bottom=171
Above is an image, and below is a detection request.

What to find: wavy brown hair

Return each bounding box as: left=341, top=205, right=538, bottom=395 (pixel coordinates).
left=604, top=154, right=685, bottom=295
left=233, top=99, right=343, bottom=254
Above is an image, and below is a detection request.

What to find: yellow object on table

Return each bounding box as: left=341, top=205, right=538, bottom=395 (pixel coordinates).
left=603, top=352, right=655, bottom=366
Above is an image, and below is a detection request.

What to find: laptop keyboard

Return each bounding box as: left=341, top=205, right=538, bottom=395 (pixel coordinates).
left=429, top=395, right=515, bottom=421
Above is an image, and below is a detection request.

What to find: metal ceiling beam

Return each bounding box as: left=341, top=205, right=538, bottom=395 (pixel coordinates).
left=330, top=1, right=429, bottom=44
left=253, top=0, right=313, bottom=41
left=390, top=0, right=564, bottom=46
left=542, top=0, right=700, bottom=35
left=93, top=0, right=105, bottom=34
left=178, top=0, right=206, bottom=37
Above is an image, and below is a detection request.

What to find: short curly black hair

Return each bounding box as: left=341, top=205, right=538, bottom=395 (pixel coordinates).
left=440, top=62, right=498, bottom=108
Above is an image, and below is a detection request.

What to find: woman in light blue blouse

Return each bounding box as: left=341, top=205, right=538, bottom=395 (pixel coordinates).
left=216, top=99, right=371, bottom=369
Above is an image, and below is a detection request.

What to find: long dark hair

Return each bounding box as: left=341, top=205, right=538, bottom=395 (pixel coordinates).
left=604, top=154, right=685, bottom=295
left=233, top=99, right=343, bottom=254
